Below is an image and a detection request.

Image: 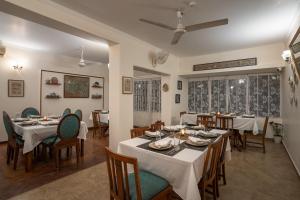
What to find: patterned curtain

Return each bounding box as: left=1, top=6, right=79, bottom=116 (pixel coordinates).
left=248, top=74, right=280, bottom=117
left=211, top=80, right=226, bottom=113
left=134, top=80, right=148, bottom=111
left=151, top=80, right=161, bottom=112
left=188, top=80, right=209, bottom=113
left=228, top=78, right=247, bottom=115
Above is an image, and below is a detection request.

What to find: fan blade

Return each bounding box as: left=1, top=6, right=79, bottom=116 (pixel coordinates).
left=186, top=18, right=228, bottom=32
left=171, top=31, right=184, bottom=45
left=139, top=19, right=175, bottom=31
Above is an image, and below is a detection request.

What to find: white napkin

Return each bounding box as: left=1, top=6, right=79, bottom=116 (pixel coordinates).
left=145, top=131, right=162, bottom=137
left=154, top=139, right=172, bottom=148
left=185, top=130, right=196, bottom=135
left=188, top=136, right=210, bottom=143
left=197, top=130, right=217, bottom=137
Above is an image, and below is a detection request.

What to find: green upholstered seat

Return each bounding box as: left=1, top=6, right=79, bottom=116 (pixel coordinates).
left=42, top=136, right=61, bottom=145
left=62, top=108, right=71, bottom=117
left=21, top=107, right=40, bottom=118
left=74, top=109, right=82, bottom=121
left=128, top=170, right=169, bottom=200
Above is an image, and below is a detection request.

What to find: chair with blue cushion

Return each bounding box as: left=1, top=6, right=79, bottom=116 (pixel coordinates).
left=74, top=109, right=82, bottom=121
left=41, top=114, right=81, bottom=170
left=21, top=107, right=40, bottom=118
left=3, top=111, right=24, bottom=170
left=105, top=147, right=172, bottom=200
left=62, top=108, right=71, bottom=117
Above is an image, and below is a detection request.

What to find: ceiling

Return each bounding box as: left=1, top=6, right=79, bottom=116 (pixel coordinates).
left=52, top=0, right=299, bottom=57
left=0, top=11, right=109, bottom=63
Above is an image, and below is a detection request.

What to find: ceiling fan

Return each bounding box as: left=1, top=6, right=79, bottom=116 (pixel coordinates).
left=139, top=10, right=228, bottom=45
left=78, top=47, right=95, bottom=67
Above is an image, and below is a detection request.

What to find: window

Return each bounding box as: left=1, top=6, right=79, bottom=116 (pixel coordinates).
left=134, top=79, right=161, bottom=112
left=187, top=73, right=280, bottom=117
left=248, top=74, right=280, bottom=117
left=188, top=80, right=209, bottom=113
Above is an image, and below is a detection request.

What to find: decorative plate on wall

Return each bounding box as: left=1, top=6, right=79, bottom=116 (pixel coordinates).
left=162, top=83, right=169, bottom=92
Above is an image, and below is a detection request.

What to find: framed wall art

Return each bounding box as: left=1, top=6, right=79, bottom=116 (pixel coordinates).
left=175, top=94, right=180, bottom=104
left=64, top=75, right=90, bottom=98
left=122, top=76, right=133, bottom=94
left=8, top=80, right=24, bottom=97
left=289, top=26, right=300, bottom=76
left=177, top=80, right=182, bottom=90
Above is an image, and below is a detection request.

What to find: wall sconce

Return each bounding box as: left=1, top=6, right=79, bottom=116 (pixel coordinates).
left=281, top=50, right=291, bottom=62
left=12, top=64, right=23, bottom=72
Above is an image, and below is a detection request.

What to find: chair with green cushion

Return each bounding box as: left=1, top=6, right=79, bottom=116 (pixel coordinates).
left=74, top=109, right=82, bottom=121
left=62, top=108, right=71, bottom=117
left=21, top=107, right=40, bottom=118
left=42, top=114, right=81, bottom=170
left=3, top=111, right=24, bottom=170
left=105, top=147, right=172, bottom=200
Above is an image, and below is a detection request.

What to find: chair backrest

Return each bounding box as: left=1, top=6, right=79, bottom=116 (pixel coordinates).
left=62, top=108, right=71, bottom=117
left=74, top=109, right=83, bottom=121
left=21, top=107, right=40, bottom=118
left=215, top=116, right=233, bottom=130
left=151, top=121, right=165, bottom=131
left=202, top=137, right=222, bottom=183
left=130, top=127, right=149, bottom=138
left=197, top=115, right=214, bottom=128
left=262, top=116, right=269, bottom=137
left=57, top=114, right=80, bottom=140
left=105, top=147, right=142, bottom=200
left=3, top=111, right=16, bottom=139
left=92, top=111, right=100, bottom=128
left=219, top=132, right=231, bottom=163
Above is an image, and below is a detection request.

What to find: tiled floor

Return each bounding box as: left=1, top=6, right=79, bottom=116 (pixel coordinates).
left=2, top=139, right=300, bottom=200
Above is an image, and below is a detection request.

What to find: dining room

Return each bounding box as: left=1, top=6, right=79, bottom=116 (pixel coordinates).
left=1, top=0, right=300, bottom=200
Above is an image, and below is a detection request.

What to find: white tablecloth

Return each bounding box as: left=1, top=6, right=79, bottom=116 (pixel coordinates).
left=180, top=114, right=259, bottom=135
left=89, top=112, right=109, bottom=123
left=14, top=121, right=88, bottom=154
left=118, top=129, right=231, bottom=200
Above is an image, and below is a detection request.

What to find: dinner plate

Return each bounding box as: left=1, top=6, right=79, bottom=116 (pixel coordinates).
left=13, top=118, right=29, bottom=122
left=29, top=115, right=41, bottom=119
left=148, top=142, right=173, bottom=150
left=186, top=139, right=210, bottom=147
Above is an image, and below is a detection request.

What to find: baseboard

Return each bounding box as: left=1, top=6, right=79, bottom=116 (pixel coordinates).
left=282, top=140, right=300, bottom=176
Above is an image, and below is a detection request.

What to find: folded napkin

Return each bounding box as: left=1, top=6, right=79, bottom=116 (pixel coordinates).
left=242, top=114, right=255, bottom=118
left=188, top=136, right=210, bottom=144
left=185, top=130, right=197, bottom=135
left=197, top=130, right=218, bottom=137
left=154, top=140, right=172, bottom=148
left=145, top=131, right=162, bottom=137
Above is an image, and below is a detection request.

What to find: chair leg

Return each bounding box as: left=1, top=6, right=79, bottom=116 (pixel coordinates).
left=200, top=185, right=205, bottom=200
left=55, top=148, right=60, bottom=170
left=13, top=146, right=19, bottom=170
left=216, top=176, right=220, bottom=197
left=263, top=140, right=266, bottom=153
left=66, top=147, right=70, bottom=158
left=11, top=148, right=14, bottom=160
left=212, top=179, right=217, bottom=200
left=7, top=145, right=11, bottom=164
left=222, top=163, right=226, bottom=185
left=76, top=142, right=80, bottom=168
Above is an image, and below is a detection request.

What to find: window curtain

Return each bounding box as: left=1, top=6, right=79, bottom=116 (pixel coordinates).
left=188, top=80, right=209, bottom=113
left=151, top=80, right=161, bottom=112
left=228, top=78, right=247, bottom=115
left=134, top=80, right=148, bottom=111
left=211, top=79, right=226, bottom=113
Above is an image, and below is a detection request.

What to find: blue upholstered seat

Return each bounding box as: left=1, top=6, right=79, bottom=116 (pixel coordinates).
left=128, top=170, right=169, bottom=200
left=62, top=108, right=71, bottom=117
left=42, top=136, right=61, bottom=145
left=21, top=107, right=40, bottom=118
left=74, top=109, right=82, bottom=121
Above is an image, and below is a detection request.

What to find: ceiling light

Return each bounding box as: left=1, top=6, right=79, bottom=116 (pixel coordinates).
left=281, top=50, right=291, bottom=62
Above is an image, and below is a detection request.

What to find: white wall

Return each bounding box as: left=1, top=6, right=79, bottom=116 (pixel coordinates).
left=0, top=45, right=109, bottom=141
left=282, top=10, right=300, bottom=175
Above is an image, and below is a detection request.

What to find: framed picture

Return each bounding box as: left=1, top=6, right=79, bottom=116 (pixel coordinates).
left=64, top=75, right=90, bottom=98
left=177, top=80, right=182, bottom=90
left=122, top=76, right=133, bottom=94
left=289, top=26, right=300, bottom=76
left=175, top=94, right=180, bottom=104
left=8, top=80, right=24, bottom=97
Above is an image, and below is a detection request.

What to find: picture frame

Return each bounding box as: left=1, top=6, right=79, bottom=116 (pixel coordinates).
left=8, top=80, right=24, bottom=97
left=177, top=80, right=182, bottom=90
left=122, top=76, right=133, bottom=94
left=175, top=94, right=180, bottom=104
left=289, top=26, right=300, bottom=77
left=64, top=75, right=90, bottom=98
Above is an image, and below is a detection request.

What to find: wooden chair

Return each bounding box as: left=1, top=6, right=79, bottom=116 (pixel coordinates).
left=3, top=111, right=25, bottom=170
left=21, top=107, right=40, bottom=118
left=197, top=115, right=215, bottom=129
left=92, top=111, right=109, bottom=137
left=130, top=127, right=150, bottom=138
left=217, top=132, right=231, bottom=190
left=198, top=137, right=222, bottom=200
left=215, top=115, right=233, bottom=130
left=244, top=116, right=269, bottom=153
left=42, top=114, right=81, bottom=170
left=74, top=109, right=83, bottom=121
left=105, top=147, right=172, bottom=200
left=151, top=121, right=165, bottom=131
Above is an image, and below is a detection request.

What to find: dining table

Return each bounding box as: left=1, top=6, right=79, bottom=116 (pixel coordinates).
left=13, top=118, right=88, bottom=171
left=89, top=111, right=109, bottom=123
left=118, top=128, right=231, bottom=200
left=180, top=113, right=259, bottom=134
